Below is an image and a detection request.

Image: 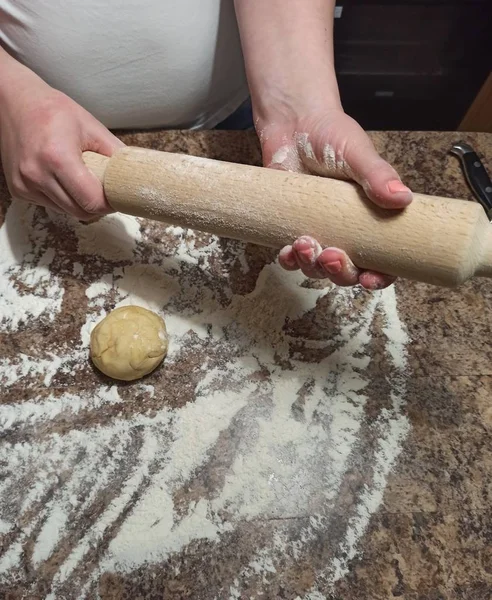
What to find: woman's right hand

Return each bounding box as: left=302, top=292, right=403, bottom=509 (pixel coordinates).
left=0, top=58, right=124, bottom=220
left=261, top=109, right=413, bottom=290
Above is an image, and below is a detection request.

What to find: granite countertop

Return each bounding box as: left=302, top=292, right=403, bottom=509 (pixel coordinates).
left=1, top=130, right=492, bottom=600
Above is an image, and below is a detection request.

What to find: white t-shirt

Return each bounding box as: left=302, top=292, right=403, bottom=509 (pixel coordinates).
left=0, top=0, right=249, bottom=129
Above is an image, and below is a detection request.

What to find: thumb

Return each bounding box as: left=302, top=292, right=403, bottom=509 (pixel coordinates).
left=76, top=121, right=125, bottom=214
left=53, top=123, right=124, bottom=217
left=343, top=140, right=412, bottom=209
left=84, top=119, right=126, bottom=158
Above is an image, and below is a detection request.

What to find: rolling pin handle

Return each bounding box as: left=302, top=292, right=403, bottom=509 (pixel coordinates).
left=477, top=230, right=492, bottom=278
left=82, top=151, right=110, bottom=184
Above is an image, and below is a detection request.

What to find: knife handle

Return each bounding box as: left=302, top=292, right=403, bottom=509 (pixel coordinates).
left=452, top=145, right=492, bottom=217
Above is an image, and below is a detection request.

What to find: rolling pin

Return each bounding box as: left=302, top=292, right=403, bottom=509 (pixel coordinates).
left=82, top=146, right=492, bottom=287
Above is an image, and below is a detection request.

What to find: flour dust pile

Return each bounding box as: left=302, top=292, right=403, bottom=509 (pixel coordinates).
left=0, top=200, right=410, bottom=599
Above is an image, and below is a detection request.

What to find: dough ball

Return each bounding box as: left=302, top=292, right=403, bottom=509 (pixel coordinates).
left=90, top=305, right=168, bottom=381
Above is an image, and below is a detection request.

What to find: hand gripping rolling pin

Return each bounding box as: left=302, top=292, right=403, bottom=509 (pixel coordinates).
left=83, top=146, right=492, bottom=287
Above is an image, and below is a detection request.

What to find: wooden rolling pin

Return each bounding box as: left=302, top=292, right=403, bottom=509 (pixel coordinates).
left=82, top=146, right=492, bottom=287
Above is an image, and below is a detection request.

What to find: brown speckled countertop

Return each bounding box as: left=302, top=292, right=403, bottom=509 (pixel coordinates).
left=1, top=131, right=492, bottom=600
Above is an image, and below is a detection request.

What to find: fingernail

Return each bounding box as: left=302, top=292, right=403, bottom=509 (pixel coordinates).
left=387, top=180, right=412, bottom=195
left=322, top=260, right=342, bottom=275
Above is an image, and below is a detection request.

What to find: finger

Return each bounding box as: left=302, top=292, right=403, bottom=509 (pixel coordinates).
left=316, top=247, right=361, bottom=286
left=343, top=142, right=413, bottom=209
left=287, top=237, right=393, bottom=288
left=291, top=236, right=327, bottom=279
left=45, top=178, right=96, bottom=221
left=316, top=247, right=395, bottom=289
left=54, top=152, right=111, bottom=215
left=358, top=271, right=396, bottom=290
left=279, top=245, right=300, bottom=271
left=84, top=120, right=125, bottom=157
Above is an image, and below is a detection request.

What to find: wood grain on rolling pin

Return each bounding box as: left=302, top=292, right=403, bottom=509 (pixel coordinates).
left=83, top=147, right=492, bottom=287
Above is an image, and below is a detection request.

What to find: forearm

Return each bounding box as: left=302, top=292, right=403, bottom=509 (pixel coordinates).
left=0, top=46, right=53, bottom=138
left=0, top=46, right=42, bottom=106
left=234, top=0, right=341, bottom=124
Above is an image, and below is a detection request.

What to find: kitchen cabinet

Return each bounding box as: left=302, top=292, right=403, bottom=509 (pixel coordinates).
left=334, top=1, right=492, bottom=130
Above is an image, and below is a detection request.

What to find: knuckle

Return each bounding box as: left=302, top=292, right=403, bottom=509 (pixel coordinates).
left=8, top=173, right=26, bottom=198
left=8, top=185, right=24, bottom=200
left=58, top=197, right=90, bottom=220
left=78, top=199, right=105, bottom=215
left=28, top=92, right=71, bottom=124
left=18, top=161, right=43, bottom=186
left=39, top=144, right=64, bottom=169
left=74, top=184, right=107, bottom=215
left=69, top=208, right=90, bottom=220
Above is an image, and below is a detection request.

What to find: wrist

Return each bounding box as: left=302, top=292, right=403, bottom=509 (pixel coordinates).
left=0, top=54, right=47, bottom=114
left=252, top=77, right=342, bottom=131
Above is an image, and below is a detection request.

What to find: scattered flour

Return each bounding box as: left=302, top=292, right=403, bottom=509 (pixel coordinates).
left=72, top=262, right=84, bottom=277
left=113, top=263, right=178, bottom=312
left=73, top=212, right=142, bottom=261
left=0, top=201, right=64, bottom=331
left=0, top=304, right=108, bottom=388
left=137, top=384, right=155, bottom=398
left=0, top=541, right=23, bottom=574
left=85, top=274, right=113, bottom=301
left=0, top=517, right=12, bottom=534
left=0, top=352, right=65, bottom=387
left=0, top=195, right=411, bottom=599
left=32, top=508, right=69, bottom=566
left=0, top=387, right=122, bottom=432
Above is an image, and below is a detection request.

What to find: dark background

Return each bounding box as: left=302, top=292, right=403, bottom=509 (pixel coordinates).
left=334, top=0, right=492, bottom=130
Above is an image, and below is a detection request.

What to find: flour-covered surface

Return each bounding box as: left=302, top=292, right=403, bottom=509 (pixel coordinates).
left=2, top=131, right=492, bottom=600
